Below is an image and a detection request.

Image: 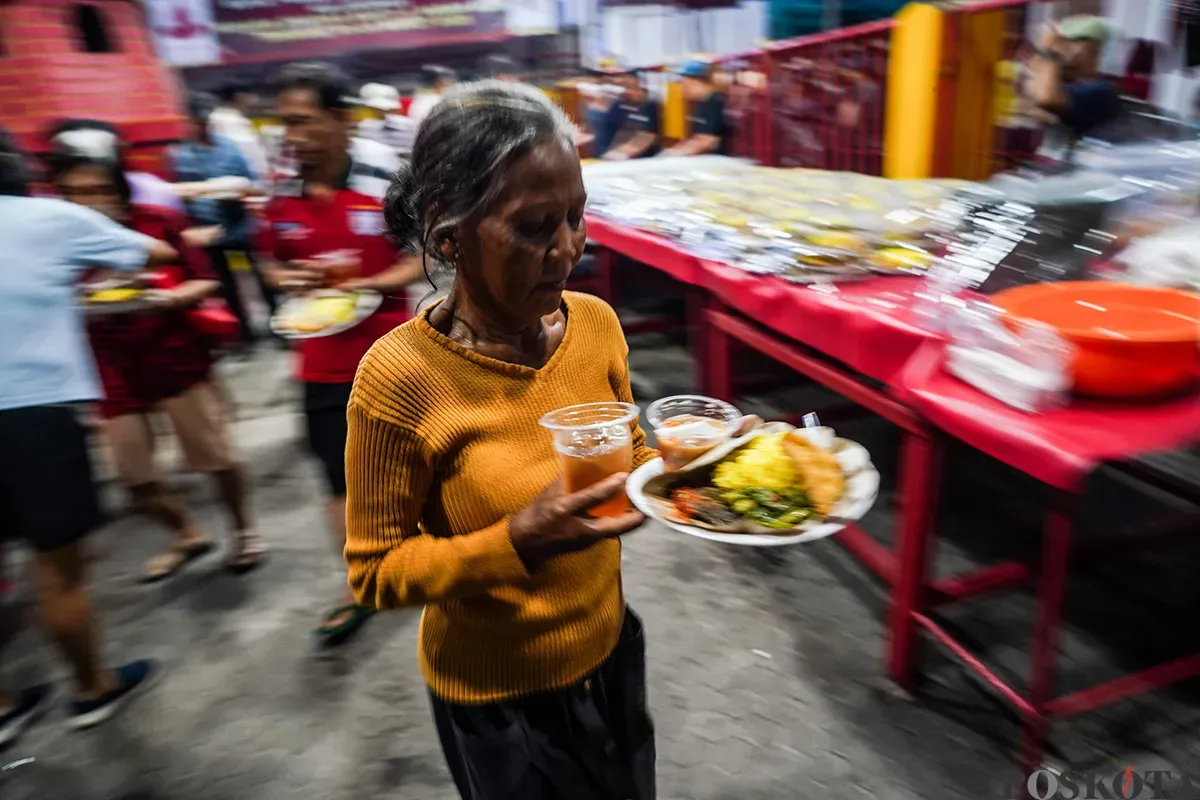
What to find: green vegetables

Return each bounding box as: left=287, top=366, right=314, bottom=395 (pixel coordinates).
left=720, top=487, right=814, bottom=529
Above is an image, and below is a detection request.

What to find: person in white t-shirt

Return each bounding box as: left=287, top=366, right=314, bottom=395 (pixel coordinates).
left=408, top=66, right=457, bottom=124
left=209, top=82, right=269, bottom=179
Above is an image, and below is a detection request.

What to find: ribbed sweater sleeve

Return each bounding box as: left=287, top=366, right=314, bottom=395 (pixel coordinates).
left=344, top=401, right=530, bottom=609
left=604, top=307, right=658, bottom=470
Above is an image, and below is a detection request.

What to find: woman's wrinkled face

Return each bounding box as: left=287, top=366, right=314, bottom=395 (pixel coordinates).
left=457, top=137, right=587, bottom=325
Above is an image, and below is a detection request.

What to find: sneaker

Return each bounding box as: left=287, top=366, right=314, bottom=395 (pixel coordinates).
left=0, top=684, right=53, bottom=748
left=66, top=659, right=160, bottom=731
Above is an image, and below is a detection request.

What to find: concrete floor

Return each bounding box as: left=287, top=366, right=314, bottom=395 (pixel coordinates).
left=3, top=332, right=1200, bottom=800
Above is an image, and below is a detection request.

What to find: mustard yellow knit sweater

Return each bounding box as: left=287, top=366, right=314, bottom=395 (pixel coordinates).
left=345, top=292, right=655, bottom=704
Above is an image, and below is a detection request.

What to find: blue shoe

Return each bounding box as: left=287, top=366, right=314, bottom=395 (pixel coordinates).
left=66, top=659, right=160, bottom=731
left=0, top=684, right=53, bottom=747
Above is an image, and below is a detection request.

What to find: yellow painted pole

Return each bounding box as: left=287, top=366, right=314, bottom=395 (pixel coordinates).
left=664, top=78, right=688, bottom=141
left=949, top=8, right=1006, bottom=179
left=883, top=3, right=944, bottom=179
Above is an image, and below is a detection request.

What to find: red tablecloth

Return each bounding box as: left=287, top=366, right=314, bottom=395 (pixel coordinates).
left=586, top=217, right=708, bottom=287
left=586, top=215, right=936, bottom=385
left=899, top=342, right=1200, bottom=491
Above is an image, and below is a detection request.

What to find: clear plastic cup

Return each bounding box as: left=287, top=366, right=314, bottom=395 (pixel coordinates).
left=540, top=402, right=640, bottom=517
left=646, top=395, right=741, bottom=471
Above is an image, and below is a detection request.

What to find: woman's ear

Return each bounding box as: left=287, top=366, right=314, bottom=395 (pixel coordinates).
left=439, top=238, right=457, bottom=264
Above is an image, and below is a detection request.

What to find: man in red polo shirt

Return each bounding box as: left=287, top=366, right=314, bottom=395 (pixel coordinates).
left=259, top=62, right=419, bottom=646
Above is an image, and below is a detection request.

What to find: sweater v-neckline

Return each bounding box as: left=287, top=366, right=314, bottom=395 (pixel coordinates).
left=416, top=293, right=575, bottom=379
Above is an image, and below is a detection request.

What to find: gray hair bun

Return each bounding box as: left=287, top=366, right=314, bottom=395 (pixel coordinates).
left=383, top=79, right=577, bottom=279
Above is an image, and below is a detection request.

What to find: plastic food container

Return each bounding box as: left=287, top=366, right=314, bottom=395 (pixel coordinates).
left=993, top=282, right=1200, bottom=399
left=647, top=395, right=742, bottom=471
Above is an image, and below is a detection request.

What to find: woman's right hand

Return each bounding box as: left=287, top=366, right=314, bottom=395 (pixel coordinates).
left=509, top=474, right=645, bottom=567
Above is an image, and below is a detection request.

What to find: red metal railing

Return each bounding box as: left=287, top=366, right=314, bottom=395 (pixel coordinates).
left=708, top=49, right=771, bottom=163
left=764, top=20, right=894, bottom=174
left=680, top=21, right=896, bottom=171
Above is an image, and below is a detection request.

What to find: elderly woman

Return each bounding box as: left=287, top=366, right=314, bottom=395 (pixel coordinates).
left=345, top=81, right=656, bottom=800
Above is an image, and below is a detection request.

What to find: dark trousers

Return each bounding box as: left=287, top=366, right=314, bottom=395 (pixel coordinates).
left=431, top=610, right=656, bottom=800
left=206, top=247, right=277, bottom=343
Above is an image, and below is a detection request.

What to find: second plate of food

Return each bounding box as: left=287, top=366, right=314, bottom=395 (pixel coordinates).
left=270, top=290, right=382, bottom=340
left=627, top=421, right=879, bottom=546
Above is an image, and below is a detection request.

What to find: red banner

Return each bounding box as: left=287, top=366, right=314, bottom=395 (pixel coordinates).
left=213, top=1, right=508, bottom=64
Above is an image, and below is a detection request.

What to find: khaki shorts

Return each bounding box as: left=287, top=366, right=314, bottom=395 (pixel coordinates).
left=104, top=382, right=237, bottom=487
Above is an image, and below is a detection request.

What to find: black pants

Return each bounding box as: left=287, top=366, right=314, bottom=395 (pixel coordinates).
left=431, top=610, right=656, bottom=800
left=303, top=382, right=353, bottom=497
left=0, top=404, right=102, bottom=553
left=206, top=247, right=277, bottom=343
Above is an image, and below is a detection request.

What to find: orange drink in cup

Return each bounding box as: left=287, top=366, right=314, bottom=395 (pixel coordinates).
left=647, top=395, right=741, bottom=471
left=540, top=402, right=640, bottom=518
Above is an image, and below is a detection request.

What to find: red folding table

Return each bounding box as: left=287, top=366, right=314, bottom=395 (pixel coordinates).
left=585, top=213, right=1200, bottom=774
left=897, top=342, right=1200, bottom=777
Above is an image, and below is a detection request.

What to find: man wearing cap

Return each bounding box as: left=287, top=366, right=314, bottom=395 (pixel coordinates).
left=1030, top=15, right=1122, bottom=160
left=355, top=83, right=417, bottom=158
left=408, top=66, right=457, bottom=125
left=668, top=60, right=729, bottom=156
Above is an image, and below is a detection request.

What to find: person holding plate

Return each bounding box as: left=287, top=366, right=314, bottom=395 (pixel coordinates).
left=172, top=91, right=268, bottom=346
left=0, top=127, right=174, bottom=740
left=345, top=81, right=656, bottom=800
left=259, top=62, right=421, bottom=645
left=48, top=138, right=263, bottom=579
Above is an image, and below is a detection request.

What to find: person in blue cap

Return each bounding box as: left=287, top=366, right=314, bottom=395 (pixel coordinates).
left=667, top=59, right=729, bottom=156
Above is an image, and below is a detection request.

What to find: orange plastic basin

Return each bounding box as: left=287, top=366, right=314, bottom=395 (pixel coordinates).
left=993, top=282, right=1200, bottom=399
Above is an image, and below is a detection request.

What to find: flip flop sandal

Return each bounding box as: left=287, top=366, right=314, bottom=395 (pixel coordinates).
left=313, top=604, right=375, bottom=648
left=141, top=540, right=215, bottom=584
left=226, top=535, right=266, bottom=575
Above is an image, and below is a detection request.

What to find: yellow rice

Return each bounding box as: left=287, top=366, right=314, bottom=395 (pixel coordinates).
left=712, top=432, right=797, bottom=493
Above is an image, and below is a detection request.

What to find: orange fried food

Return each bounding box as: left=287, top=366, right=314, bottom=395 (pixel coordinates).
left=781, top=431, right=845, bottom=515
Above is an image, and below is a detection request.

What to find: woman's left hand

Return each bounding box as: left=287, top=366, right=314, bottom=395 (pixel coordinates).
left=508, top=474, right=647, bottom=567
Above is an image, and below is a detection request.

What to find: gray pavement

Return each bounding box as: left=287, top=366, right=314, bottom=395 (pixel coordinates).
left=3, top=333, right=1200, bottom=800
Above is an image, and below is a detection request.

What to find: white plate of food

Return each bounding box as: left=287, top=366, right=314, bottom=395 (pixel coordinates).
left=627, top=421, right=880, bottom=546
left=269, top=290, right=382, bottom=340
left=80, top=285, right=154, bottom=316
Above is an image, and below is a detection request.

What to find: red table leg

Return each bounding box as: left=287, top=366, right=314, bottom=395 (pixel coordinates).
left=706, top=302, right=734, bottom=401
left=688, top=288, right=709, bottom=394
left=887, top=430, right=944, bottom=691
left=594, top=247, right=615, bottom=305
left=1020, top=492, right=1077, bottom=778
